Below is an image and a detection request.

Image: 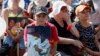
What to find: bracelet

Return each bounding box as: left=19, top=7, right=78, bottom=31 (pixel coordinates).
left=66, top=25, right=72, bottom=31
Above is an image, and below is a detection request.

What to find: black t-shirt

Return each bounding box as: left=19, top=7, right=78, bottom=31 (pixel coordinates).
left=49, top=18, right=78, bottom=56
left=49, top=18, right=72, bottom=37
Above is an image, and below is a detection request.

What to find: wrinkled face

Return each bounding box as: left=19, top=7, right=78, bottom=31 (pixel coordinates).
left=35, top=13, right=48, bottom=24
left=78, top=9, right=90, bottom=20
left=60, top=6, right=70, bottom=19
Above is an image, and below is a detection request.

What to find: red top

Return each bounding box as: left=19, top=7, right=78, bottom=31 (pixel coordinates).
left=24, top=22, right=59, bottom=46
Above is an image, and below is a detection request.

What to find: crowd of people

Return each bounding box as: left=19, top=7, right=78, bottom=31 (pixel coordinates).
left=0, top=0, right=100, bottom=56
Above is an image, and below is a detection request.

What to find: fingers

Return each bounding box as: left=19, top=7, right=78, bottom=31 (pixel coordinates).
left=73, top=40, right=84, bottom=49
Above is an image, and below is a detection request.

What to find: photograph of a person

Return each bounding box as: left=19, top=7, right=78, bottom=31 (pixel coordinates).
left=27, top=26, right=51, bottom=56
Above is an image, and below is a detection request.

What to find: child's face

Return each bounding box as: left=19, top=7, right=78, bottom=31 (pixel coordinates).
left=35, top=13, right=48, bottom=24
left=16, top=22, right=21, bottom=28
left=21, top=19, right=26, bottom=26
left=9, top=20, right=15, bottom=28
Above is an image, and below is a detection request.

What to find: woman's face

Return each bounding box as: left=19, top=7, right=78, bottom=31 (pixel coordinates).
left=60, top=6, right=70, bottom=19
left=78, top=9, right=90, bottom=20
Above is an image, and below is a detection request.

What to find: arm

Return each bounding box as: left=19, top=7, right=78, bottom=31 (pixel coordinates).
left=58, top=37, right=83, bottom=49
left=50, top=41, right=57, bottom=56
left=95, top=35, right=100, bottom=51
left=63, top=13, right=80, bottom=38
left=84, top=47, right=100, bottom=56
left=6, top=30, right=15, bottom=39
left=1, top=8, right=17, bottom=40
left=27, top=2, right=33, bottom=14
left=24, top=27, right=28, bottom=47
left=27, top=2, right=34, bottom=22
left=95, top=25, right=100, bottom=33
left=50, top=25, right=59, bottom=56
left=67, top=19, right=80, bottom=38
left=1, top=8, right=9, bottom=29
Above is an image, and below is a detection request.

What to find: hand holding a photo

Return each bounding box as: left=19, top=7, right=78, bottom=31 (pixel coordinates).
left=34, top=44, right=42, bottom=53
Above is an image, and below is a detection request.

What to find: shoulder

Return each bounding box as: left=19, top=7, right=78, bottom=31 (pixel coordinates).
left=26, top=22, right=35, bottom=27
left=1, top=8, right=9, bottom=15
left=73, top=22, right=81, bottom=29
left=73, top=22, right=78, bottom=26
left=48, top=18, right=55, bottom=23
left=46, top=22, right=55, bottom=28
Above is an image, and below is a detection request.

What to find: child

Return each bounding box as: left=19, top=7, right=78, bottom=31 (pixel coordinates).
left=75, top=4, right=100, bottom=56
left=24, top=6, right=59, bottom=56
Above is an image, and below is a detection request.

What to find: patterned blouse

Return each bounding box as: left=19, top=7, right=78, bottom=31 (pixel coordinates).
left=75, top=22, right=99, bottom=51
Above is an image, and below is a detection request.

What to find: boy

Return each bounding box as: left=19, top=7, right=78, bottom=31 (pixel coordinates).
left=24, top=6, right=59, bottom=56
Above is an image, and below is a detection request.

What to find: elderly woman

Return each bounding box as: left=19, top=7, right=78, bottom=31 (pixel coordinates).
left=75, top=4, right=100, bottom=56
left=49, top=1, right=83, bottom=56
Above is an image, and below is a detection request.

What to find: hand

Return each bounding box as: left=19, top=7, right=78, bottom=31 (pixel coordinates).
left=63, top=13, right=70, bottom=22
left=72, top=40, right=84, bottom=49
left=13, top=36, right=20, bottom=42
left=93, top=52, right=100, bottom=56
left=85, top=47, right=100, bottom=56
left=34, top=45, right=42, bottom=53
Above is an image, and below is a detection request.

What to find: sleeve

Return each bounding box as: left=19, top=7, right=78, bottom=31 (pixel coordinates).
left=52, top=26, right=59, bottom=41
left=49, top=25, right=59, bottom=45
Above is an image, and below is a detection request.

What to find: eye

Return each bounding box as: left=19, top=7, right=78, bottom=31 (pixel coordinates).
left=61, top=6, right=69, bottom=12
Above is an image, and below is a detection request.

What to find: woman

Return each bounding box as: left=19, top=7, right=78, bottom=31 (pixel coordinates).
left=75, top=4, right=100, bottom=56
left=49, top=1, right=83, bottom=56
left=1, top=0, right=26, bottom=56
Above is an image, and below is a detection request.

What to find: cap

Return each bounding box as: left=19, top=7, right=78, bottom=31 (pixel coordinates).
left=49, top=1, right=72, bottom=17
left=75, top=5, right=91, bottom=15
left=34, top=6, right=48, bottom=15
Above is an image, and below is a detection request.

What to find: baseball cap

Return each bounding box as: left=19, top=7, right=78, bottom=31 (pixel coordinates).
left=34, top=6, right=48, bottom=15
left=75, top=5, right=91, bottom=15
left=49, top=1, right=72, bottom=17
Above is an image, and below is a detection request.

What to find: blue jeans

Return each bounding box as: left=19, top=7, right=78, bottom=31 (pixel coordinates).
left=2, top=0, right=8, bottom=9
left=3, top=35, right=25, bottom=49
